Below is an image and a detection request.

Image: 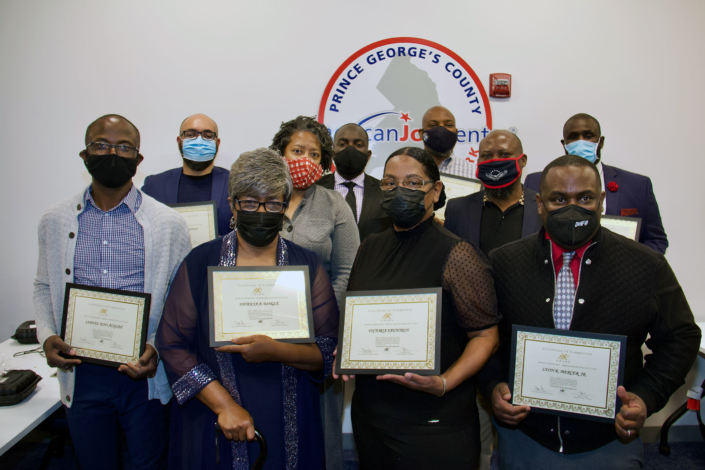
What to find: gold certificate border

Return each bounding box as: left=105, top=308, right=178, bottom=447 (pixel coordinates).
left=65, top=289, right=145, bottom=364
left=212, top=271, right=309, bottom=341
left=340, top=294, right=437, bottom=371
left=174, top=205, right=217, bottom=240
left=513, top=332, right=621, bottom=419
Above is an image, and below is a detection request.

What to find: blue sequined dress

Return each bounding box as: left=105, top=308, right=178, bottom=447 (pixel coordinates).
left=156, top=232, right=339, bottom=470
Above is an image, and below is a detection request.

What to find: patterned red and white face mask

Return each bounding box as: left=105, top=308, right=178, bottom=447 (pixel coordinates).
left=286, top=156, right=323, bottom=190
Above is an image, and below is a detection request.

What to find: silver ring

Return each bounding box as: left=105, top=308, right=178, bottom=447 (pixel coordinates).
left=627, top=430, right=631, bottom=437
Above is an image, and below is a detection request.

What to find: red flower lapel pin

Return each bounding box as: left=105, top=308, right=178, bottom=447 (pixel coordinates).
left=607, top=182, right=619, bottom=192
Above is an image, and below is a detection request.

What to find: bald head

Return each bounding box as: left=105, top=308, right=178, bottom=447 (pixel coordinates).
left=479, top=130, right=523, bottom=156
left=85, top=114, right=140, bottom=147
left=421, top=106, right=455, bottom=129
left=180, top=113, right=219, bottom=135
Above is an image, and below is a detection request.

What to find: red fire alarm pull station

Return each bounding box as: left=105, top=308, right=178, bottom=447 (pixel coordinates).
left=490, top=73, right=511, bottom=98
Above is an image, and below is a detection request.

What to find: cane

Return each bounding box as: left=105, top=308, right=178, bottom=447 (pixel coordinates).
left=215, top=423, right=268, bottom=469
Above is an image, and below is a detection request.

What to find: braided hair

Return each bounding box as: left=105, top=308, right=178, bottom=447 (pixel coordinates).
left=270, top=116, right=334, bottom=172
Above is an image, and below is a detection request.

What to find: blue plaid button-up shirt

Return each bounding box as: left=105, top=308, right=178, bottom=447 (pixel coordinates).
left=74, top=185, right=145, bottom=293
left=438, top=154, right=476, bottom=179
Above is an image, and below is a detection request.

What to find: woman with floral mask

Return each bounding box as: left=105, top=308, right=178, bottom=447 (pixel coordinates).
left=156, top=148, right=339, bottom=470
left=270, top=116, right=359, bottom=470
left=335, top=147, right=500, bottom=470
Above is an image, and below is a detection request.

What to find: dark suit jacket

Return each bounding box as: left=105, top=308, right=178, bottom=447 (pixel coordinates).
left=524, top=164, right=668, bottom=254
left=443, top=187, right=544, bottom=248
left=317, top=173, right=390, bottom=242
left=141, top=166, right=232, bottom=237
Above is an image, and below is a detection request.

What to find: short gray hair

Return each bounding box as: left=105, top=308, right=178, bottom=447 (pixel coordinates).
left=229, top=148, right=293, bottom=205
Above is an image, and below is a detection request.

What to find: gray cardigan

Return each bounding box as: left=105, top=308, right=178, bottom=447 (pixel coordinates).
left=280, top=185, right=360, bottom=310
left=33, top=186, right=192, bottom=407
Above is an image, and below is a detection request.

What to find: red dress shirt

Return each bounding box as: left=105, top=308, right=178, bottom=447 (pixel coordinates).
left=545, top=232, right=592, bottom=287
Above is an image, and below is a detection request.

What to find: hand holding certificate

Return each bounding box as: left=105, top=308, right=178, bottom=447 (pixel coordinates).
left=509, top=325, right=626, bottom=423
left=60, top=284, right=151, bottom=368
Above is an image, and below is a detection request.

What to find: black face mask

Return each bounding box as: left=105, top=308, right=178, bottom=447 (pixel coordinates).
left=334, top=146, right=368, bottom=179
left=422, top=126, right=458, bottom=153
left=84, top=154, right=138, bottom=188
left=544, top=204, right=599, bottom=250
left=236, top=211, right=284, bottom=247
left=380, top=186, right=429, bottom=229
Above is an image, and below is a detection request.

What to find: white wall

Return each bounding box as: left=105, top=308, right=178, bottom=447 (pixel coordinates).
left=2, top=0, right=704, bottom=432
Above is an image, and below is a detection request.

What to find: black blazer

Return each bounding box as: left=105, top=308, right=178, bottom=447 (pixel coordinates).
left=317, top=173, right=390, bottom=242
left=443, top=187, right=543, bottom=247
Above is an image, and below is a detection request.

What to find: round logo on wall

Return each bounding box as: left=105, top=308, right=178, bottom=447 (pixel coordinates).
left=319, top=37, right=492, bottom=178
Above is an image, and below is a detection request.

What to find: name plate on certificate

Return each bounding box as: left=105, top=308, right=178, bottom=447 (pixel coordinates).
left=60, top=284, right=151, bottom=368
left=510, top=325, right=626, bottom=423
left=169, top=201, right=219, bottom=248
left=437, top=173, right=483, bottom=220
left=336, top=288, right=442, bottom=375
left=601, top=216, right=641, bottom=242
left=208, top=266, right=314, bottom=347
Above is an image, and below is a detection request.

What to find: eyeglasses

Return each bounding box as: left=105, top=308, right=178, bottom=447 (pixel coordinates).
left=234, top=199, right=288, bottom=213
left=86, top=142, right=139, bottom=158
left=181, top=129, right=217, bottom=141
left=380, top=176, right=435, bottom=191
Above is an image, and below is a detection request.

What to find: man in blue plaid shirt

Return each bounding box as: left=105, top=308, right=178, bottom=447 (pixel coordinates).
left=34, top=114, right=191, bottom=470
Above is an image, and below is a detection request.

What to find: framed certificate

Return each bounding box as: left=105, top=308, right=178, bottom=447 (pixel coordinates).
left=60, top=284, right=151, bottom=368
left=169, top=200, right=219, bottom=248
left=437, top=173, right=483, bottom=220
left=601, top=216, right=641, bottom=242
left=208, top=266, right=314, bottom=347
left=509, top=325, right=627, bottom=423
left=336, top=288, right=442, bottom=375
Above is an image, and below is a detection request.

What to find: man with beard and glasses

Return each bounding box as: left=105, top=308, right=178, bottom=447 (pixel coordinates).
left=142, top=113, right=232, bottom=237
left=419, top=105, right=475, bottom=178
left=524, top=113, right=668, bottom=254
left=317, top=123, right=390, bottom=243
left=476, top=155, right=699, bottom=469
left=443, top=130, right=542, bottom=470
left=34, top=115, right=191, bottom=469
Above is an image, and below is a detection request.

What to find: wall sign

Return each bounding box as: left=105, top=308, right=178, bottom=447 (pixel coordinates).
left=319, top=37, right=492, bottom=178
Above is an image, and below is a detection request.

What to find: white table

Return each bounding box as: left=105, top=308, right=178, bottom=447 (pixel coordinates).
left=0, top=339, right=60, bottom=456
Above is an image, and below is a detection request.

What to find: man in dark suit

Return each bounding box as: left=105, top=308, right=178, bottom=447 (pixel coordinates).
left=317, top=123, right=390, bottom=242
left=444, top=130, right=543, bottom=470
left=524, top=113, right=668, bottom=254
left=445, top=130, right=543, bottom=256
left=142, top=113, right=231, bottom=237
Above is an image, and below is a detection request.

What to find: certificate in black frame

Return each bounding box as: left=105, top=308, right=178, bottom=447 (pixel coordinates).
left=60, top=283, right=151, bottom=369
left=509, top=324, right=627, bottom=424
left=168, top=200, right=219, bottom=243
left=336, top=288, right=443, bottom=376
left=600, top=215, right=642, bottom=242
left=208, top=265, right=314, bottom=347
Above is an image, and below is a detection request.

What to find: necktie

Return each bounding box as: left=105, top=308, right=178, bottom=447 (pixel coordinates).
left=343, top=181, right=358, bottom=222
left=553, top=251, right=576, bottom=330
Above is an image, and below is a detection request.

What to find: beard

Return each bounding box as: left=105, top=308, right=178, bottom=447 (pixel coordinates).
left=485, top=180, right=521, bottom=201
left=182, top=158, right=213, bottom=172
left=425, top=146, right=453, bottom=161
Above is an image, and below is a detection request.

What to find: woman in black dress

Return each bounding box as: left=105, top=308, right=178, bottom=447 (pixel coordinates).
left=335, top=147, right=500, bottom=470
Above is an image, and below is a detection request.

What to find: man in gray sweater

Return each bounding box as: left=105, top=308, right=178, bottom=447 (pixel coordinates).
left=33, top=114, right=191, bottom=469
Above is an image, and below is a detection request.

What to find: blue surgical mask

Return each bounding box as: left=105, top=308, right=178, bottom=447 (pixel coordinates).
left=182, top=136, right=216, bottom=162
left=565, top=140, right=599, bottom=163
